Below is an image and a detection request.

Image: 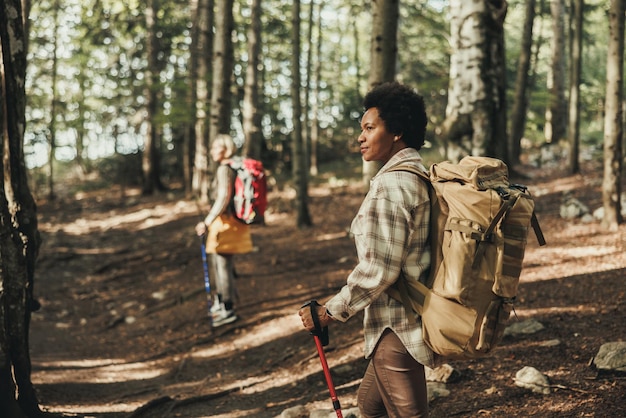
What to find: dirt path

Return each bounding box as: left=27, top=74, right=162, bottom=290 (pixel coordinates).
left=30, top=162, right=626, bottom=417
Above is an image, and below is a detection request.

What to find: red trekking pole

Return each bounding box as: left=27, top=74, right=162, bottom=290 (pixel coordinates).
left=302, top=301, right=343, bottom=418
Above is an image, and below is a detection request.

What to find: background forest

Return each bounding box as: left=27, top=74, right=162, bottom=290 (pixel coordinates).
left=1, top=0, right=626, bottom=417
left=23, top=0, right=615, bottom=197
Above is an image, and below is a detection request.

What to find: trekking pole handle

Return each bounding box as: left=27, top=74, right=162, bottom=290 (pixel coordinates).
left=300, top=300, right=329, bottom=346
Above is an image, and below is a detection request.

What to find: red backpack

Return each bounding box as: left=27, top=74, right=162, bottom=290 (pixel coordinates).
left=228, top=157, right=268, bottom=225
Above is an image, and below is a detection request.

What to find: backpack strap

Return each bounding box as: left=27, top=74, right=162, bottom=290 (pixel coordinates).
left=385, top=164, right=434, bottom=323
left=511, top=184, right=546, bottom=246
left=531, top=212, right=546, bottom=246
left=471, top=194, right=519, bottom=269
left=387, top=164, right=431, bottom=184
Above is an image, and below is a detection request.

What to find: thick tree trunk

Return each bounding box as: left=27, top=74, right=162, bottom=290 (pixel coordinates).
left=1, top=0, right=43, bottom=415
left=191, top=0, right=214, bottom=203
left=602, top=0, right=624, bottom=231
left=242, top=0, right=264, bottom=160
left=207, top=0, right=235, bottom=209
left=209, top=0, right=235, bottom=143
left=443, top=0, right=508, bottom=162
left=363, top=0, right=399, bottom=185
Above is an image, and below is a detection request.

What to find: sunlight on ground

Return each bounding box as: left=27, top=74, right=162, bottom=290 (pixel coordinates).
left=34, top=184, right=623, bottom=416
left=40, top=200, right=199, bottom=235
left=42, top=401, right=144, bottom=414
left=514, top=304, right=598, bottom=318
left=32, top=358, right=169, bottom=384
left=33, top=310, right=323, bottom=414
left=192, top=310, right=301, bottom=359
left=315, top=231, right=349, bottom=241
left=521, top=242, right=625, bottom=283
left=35, top=358, right=127, bottom=368
left=39, top=196, right=292, bottom=236
left=520, top=218, right=626, bottom=283
left=525, top=244, right=619, bottom=260
left=184, top=309, right=360, bottom=406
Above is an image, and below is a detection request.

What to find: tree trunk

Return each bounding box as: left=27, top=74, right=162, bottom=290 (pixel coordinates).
left=545, top=0, right=567, bottom=144
left=0, top=0, right=43, bottom=415
left=291, top=0, right=312, bottom=228
left=142, top=0, right=165, bottom=195
left=242, top=0, right=264, bottom=160
left=602, top=0, right=624, bottom=231
left=209, top=0, right=235, bottom=144
left=302, top=0, right=314, bottom=176
left=47, top=0, right=61, bottom=200
left=309, top=0, right=324, bottom=177
left=191, top=0, right=214, bottom=203
left=567, top=0, right=582, bottom=174
left=363, top=0, right=399, bottom=185
left=75, top=75, right=89, bottom=177
left=443, top=0, right=508, bottom=163
left=22, top=0, right=32, bottom=53
left=509, top=0, right=536, bottom=164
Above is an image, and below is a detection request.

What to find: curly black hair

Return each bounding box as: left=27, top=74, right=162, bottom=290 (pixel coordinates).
left=363, top=82, right=427, bottom=150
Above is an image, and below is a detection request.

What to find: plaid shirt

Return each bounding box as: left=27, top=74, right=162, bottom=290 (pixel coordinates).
left=325, top=148, right=437, bottom=368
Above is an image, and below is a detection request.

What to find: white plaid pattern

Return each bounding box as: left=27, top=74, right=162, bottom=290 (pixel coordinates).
left=325, top=148, right=437, bottom=368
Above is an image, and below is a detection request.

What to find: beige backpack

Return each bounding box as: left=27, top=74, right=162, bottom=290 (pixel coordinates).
left=387, top=156, right=546, bottom=359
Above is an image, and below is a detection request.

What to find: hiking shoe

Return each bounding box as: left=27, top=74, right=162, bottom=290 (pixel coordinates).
left=211, top=304, right=238, bottom=327
left=209, top=296, right=221, bottom=314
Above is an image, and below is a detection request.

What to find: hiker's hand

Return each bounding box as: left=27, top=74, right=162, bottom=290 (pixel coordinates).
left=195, top=222, right=207, bottom=236
left=298, top=304, right=333, bottom=332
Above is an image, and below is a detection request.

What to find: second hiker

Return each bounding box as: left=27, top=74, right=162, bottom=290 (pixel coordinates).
left=196, top=134, right=253, bottom=327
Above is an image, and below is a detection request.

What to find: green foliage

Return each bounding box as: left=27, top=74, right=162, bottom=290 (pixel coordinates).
left=22, top=0, right=617, bottom=187
left=502, top=0, right=611, bottom=149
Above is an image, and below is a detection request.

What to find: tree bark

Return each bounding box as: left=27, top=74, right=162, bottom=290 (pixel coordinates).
left=191, top=0, right=214, bottom=203
left=301, top=0, right=314, bottom=176
left=545, top=0, right=567, bottom=144
left=0, top=0, right=43, bottom=415
left=567, top=0, right=582, bottom=174
left=443, top=0, right=508, bottom=163
left=142, top=0, right=166, bottom=195
left=291, top=0, right=312, bottom=228
left=363, top=0, right=399, bottom=185
left=242, top=0, right=264, bottom=160
left=509, top=0, right=536, bottom=164
left=209, top=0, right=235, bottom=143
left=47, top=0, right=59, bottom=200
left=309, top=0, right=324, bottom=177
left=602, top=0, right=624, bottom=231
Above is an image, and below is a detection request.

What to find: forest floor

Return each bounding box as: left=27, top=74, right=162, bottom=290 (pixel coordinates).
left=28, top=158, right=625, bottom=418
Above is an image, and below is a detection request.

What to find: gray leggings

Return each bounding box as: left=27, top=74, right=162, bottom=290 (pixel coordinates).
left=211, top=253, right=236, bottom=305
left=357, top=329, right=429, bottom=418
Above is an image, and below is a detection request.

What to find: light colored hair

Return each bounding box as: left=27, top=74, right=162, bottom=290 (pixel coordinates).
left=213, top=134, right=236, bottom=159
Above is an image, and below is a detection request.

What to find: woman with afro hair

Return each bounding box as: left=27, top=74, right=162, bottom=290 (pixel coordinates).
left=299, top=82, right=435, bottom=417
